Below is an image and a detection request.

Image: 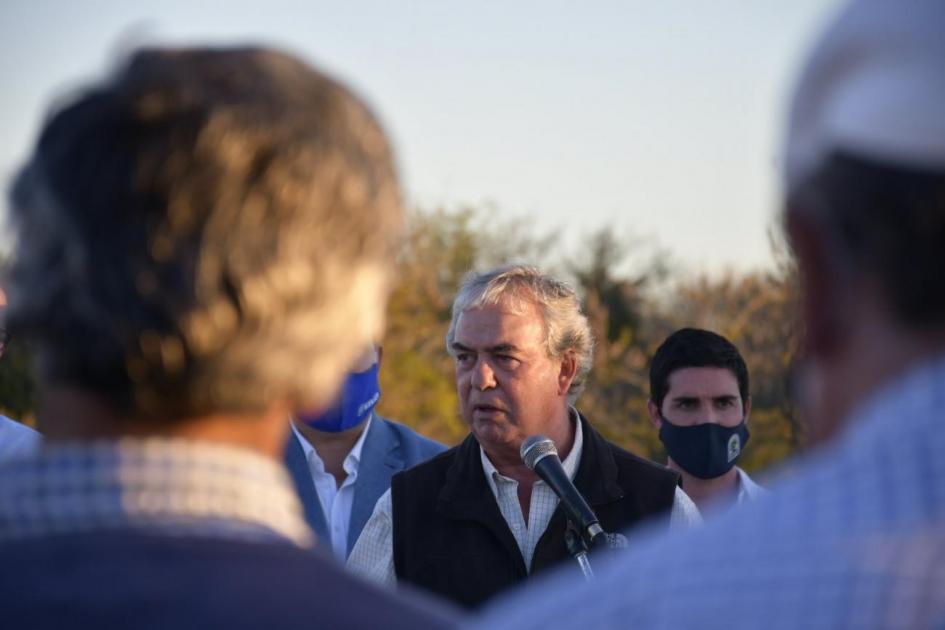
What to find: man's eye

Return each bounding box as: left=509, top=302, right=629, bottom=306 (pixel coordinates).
left=495, top=354, right=520, bottom=367
left=456, top=353, right=474, bottom=365
left=716, top=399, right=736, bottom=408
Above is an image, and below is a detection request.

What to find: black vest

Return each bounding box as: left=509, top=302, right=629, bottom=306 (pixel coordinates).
left=391, top=414, right=680, bottom=609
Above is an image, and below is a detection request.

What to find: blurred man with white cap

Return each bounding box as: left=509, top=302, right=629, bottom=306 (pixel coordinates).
left=472, top=0, right=945, bottom=627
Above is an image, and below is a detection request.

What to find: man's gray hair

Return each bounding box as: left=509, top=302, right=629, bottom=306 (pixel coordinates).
left=445, top=264, right=594, bottom=402
left=6, top=47, right=402, bottom=421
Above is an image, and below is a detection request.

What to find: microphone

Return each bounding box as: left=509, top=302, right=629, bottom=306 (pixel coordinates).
left=520, top=434, right=604, bottom=545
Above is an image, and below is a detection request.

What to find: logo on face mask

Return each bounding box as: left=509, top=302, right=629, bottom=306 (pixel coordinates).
left=727, top=434, right=742, bottom=463
left=296, top=363, right=381, bottom=433
left=658, top=416, right=750, bottom=480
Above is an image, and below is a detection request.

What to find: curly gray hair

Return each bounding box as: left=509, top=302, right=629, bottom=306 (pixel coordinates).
left=445, top=263, right=595, bottom=402
left=6, top=47, right=402, bottom=421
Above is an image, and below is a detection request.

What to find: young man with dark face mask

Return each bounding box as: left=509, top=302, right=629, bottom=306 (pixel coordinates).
left=287, top=344, right=445, bottom=561
left=647, top=328, right=766, bottom=512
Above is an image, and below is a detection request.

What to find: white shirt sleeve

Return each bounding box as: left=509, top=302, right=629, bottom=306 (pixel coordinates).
left=669, top=486, right=703, bottom=529
left=346, top=488, right=397, bottom=588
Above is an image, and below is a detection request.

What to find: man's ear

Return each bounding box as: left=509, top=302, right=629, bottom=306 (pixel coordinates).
left=647, top=400, right=662, bottom=429
left=786, top=208, right=844, bottom=359
left=557, top=353, right=578, bottom=396
left=743, top=395, right=752, bottom=423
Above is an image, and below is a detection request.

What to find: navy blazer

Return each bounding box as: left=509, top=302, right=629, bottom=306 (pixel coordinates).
left=285, top=414, right=445, bottom=557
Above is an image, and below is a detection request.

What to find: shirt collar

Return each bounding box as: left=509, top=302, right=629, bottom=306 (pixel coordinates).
left=480, top=407, right=584, bottom=494
left=734, top=466, right=768, bottom=504
left=0, top=437, right=313, bottom=547
left=735, top=467, right=752, bottom=504
left=290, top=414, right=373, bottom=477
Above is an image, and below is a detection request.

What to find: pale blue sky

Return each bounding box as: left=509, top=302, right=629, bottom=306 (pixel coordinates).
left=1, top=0, right=842, bottom=273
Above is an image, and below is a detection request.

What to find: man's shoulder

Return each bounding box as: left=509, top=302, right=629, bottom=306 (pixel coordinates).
left=0, top=530, right=341, bottom=578
left=396, top=439, right=463, bottom=477
left=376, top=415, right=447, bottom=461
left=609, top=441, right=676, bottom=477
left=0, top=531, right=455, bottom=628
left=736, top=466, right=768, bottom=501
left=391, top=435, right=475, bottom=492
left=583, top=419, right=679, bottom=485
left=608, top=444, right=681, bottom=500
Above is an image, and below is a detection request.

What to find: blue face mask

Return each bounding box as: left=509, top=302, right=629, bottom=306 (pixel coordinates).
left=297, top=363, right=381, bottom=433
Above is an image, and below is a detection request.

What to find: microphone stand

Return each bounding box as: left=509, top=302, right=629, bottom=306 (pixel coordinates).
left=565, top=521, right=595, bottom=582
left=564, top=520, right=630, bottom=582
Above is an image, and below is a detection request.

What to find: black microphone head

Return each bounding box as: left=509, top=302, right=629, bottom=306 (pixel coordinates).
left=521, top=435, right=558, bottom=470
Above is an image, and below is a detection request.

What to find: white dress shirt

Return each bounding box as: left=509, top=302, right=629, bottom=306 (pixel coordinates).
left=291, top=416, right=372, bottom=561
left=735, top=466, right=767, bottom=504
left=348, top=414, right=701, bottom=586
left=480, top=414, right=585, bottom=571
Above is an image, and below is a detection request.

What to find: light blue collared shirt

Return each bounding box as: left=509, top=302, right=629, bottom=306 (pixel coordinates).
left=0, top=437, right=313, bottom=547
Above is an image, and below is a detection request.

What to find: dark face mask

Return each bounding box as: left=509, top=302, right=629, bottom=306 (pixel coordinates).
left=658, top=415, right=750, bottom=479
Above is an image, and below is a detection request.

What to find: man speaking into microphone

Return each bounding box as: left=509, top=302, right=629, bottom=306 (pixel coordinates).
left=348, top=264, right=700, bottom=608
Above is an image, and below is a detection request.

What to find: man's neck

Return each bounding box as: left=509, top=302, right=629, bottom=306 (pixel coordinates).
left=488, top=410, right=575, bottom=480
left=484, top=408, right=577, bottom=520
left=805, top=283, right=945, bottom=443
left=671, top=461, right=739, bottom=513
left=37, top=386, right=290, bottom=460
left=293, top=418, right=368, bottom=485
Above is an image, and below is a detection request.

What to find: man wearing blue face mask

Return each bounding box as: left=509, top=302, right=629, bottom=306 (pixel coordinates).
left=647, top=328, right=766, bottom=513
left=286, top=344, right=446, bottom=561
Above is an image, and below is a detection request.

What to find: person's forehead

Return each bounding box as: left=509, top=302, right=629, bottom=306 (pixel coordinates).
left=455, top=300, right=545, bottom=344
left=666, top=366, right=740, bottom=397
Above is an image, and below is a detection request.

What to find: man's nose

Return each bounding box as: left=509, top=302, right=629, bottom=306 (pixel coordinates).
left=703, top=405, right=723, bottom=425
left=470, top=358, right=496, bottom=391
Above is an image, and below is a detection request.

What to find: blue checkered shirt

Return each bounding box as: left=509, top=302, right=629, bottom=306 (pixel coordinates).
left=0, top=438, right=313, bottom=547
left=473, top=355, right=945, bottom=629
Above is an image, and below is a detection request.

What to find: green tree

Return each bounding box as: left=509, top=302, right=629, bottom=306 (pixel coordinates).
left=566, top=228, right=667, bottom=457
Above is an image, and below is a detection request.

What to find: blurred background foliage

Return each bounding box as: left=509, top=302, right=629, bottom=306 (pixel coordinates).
left=0, top=205, right=802, bottom=474
left=0, top=339, right=35, bottom=426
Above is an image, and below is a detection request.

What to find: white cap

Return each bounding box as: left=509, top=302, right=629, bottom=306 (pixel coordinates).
left=784, top=0, right=945, bottom=193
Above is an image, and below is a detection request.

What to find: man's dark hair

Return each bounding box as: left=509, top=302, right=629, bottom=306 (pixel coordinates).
left=791, top=151, right=945, bottom=327
left=6, top=47, right=402, bottom=421
left=649, top=328, right=749, bottom=409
